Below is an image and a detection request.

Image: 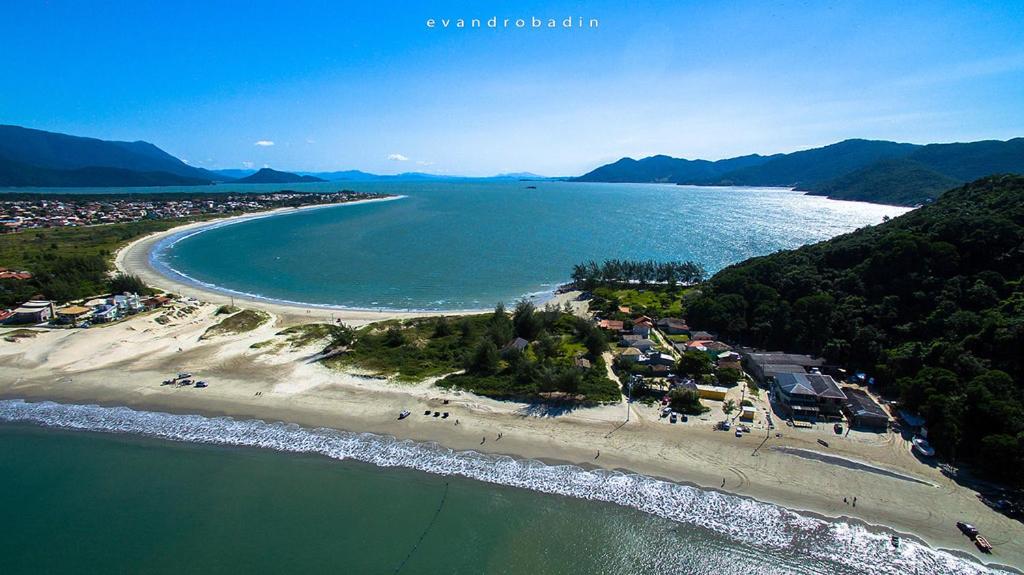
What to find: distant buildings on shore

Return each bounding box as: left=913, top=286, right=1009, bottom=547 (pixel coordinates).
left=0, top=191, right=388, bottom=231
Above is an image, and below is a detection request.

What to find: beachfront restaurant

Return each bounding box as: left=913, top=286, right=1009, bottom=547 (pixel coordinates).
left=772, top=372, right=847, bottom=421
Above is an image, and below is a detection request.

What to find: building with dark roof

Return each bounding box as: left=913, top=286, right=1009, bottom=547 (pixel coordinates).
left=743, top=351, right=826, bottom=382
left=773, top=372, right=847, bottom=419
left=656, top=318, right=690, bottom=334
left=500, top=337, right=529, bottom=356
left=842, top=388, right=890, bottom=430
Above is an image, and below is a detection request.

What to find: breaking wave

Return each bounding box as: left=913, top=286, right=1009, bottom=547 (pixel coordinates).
left=0, top=399, right=1004, bottom=575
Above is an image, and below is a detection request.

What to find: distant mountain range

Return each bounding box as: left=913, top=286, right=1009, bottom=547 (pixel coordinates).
left=574, top=138, right=1024, bottom=205
left=215, top=169, right=554, bottom=182
left=0, top=125, right=223, bottom=187
left=4, top=125, right=1020, bottom=206
left=0, top=126, right=555, bottom=189
left=234, top=168, right=325, bottom=184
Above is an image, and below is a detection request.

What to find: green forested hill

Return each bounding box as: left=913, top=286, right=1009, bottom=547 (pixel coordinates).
left=574, top=138, right=1024, bottom=206
left=803, top=158, right=962, bottom=205
left=687, top=175, right=1024, bottom=480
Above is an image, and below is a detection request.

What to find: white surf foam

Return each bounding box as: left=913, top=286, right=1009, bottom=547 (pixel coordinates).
left=0, top=399, right=1004, bottom=575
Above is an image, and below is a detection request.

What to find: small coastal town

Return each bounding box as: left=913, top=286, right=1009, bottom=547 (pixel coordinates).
left=0, top=190, right=387, bottom=231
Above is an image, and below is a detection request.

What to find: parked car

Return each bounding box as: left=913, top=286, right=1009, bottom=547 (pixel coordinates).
left=834, top=423, right=844, bottom=434
left=912, top=436, right=935, bottom=457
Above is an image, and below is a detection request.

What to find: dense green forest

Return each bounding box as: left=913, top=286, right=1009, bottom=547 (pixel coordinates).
left=803, top=158, right=962, bottom=206
left=687, top=175, right=1024, bottom=481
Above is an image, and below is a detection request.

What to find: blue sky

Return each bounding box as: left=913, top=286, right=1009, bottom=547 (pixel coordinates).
left=2, top=0, right=1022, bottom=175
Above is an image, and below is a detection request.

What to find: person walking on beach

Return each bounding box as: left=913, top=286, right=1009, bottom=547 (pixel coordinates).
left=595, top=450, right=600, bottom=459
left=481, top=437, right=486, bottom=445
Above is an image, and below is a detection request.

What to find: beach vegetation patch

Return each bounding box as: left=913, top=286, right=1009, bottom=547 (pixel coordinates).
left=330, top=305, right=620, bottom=401
left=669, top=387, right=709, bottom=415
left=201, top=309, right=270, bottom=339
left=277, top=323, right=354, bottom=349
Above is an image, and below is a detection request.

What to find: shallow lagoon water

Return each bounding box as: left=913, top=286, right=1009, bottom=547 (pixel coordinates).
left=154, top=181, right=909, bottom=310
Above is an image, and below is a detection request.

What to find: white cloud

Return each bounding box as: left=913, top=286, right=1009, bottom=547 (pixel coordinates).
left=242, top=161, right=254, bottom=169
left=305, top=138, right=316, bottom=144
left=388, top=153, right=409, bottom=161
left=254, top=140, right=275, bottom=147
left=416, top=160, right=434, bottom=166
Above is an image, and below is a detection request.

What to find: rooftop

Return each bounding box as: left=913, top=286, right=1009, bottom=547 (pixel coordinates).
left=745, top=352, right=825, bottom=368
left=842, top=388, right=889, bottom=420
left=775, top=372, right=847, bottom=400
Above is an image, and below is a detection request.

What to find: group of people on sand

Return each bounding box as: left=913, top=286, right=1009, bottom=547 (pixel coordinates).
left=843, top=496, right=858, bottom=507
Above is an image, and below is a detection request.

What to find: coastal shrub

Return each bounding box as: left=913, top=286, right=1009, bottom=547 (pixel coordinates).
left=676, top=350, right=713, bottom=377
left=333, top=312, right=619, bottom=401
left=109, top=273, right=148, bottom=295
left=512, top=300, right=543, bottom=340
left=276, top=323, right=353, bottom=349
left=466, top=340, right=500, bottom=375
left=200, top=309, right=270, bottom=339
left=432, top=316, right=453, bottom=338
left=669, top=388, right=708, bottom=415
left=715, top=368, right=742, bottom=387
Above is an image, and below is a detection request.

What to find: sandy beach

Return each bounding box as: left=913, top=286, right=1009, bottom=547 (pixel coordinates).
left=0, top=300, right=1020, bottom=572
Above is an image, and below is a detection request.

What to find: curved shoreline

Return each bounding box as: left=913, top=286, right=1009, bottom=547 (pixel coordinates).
left=0, top=397, right=1013, bottom=575
left=115, top=198, right=517, bottom=325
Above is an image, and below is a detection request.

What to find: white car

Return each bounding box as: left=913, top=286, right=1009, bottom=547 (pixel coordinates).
left=912, top=436, right=935, bottom=457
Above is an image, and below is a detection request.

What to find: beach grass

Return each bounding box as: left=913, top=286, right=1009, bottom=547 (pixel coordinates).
left=276, top=323, right=351, bottom=349
left=201, top=309, right=270, bottom=339
left=325, top=317, right=481, bottom=381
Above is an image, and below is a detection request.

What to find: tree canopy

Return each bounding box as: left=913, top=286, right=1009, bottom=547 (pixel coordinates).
left=687, top=175, right=1024, bottom=482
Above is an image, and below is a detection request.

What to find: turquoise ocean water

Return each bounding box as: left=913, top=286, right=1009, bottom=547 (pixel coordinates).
left=149, top=181, right=910, bottom=310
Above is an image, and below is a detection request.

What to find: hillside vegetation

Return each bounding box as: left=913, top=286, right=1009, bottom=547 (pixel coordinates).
left=687, top=175, right=1024, bottom=481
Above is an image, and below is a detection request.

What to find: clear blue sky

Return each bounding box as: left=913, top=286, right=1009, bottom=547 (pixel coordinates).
left=2, top=0, right=1022, bottom=175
